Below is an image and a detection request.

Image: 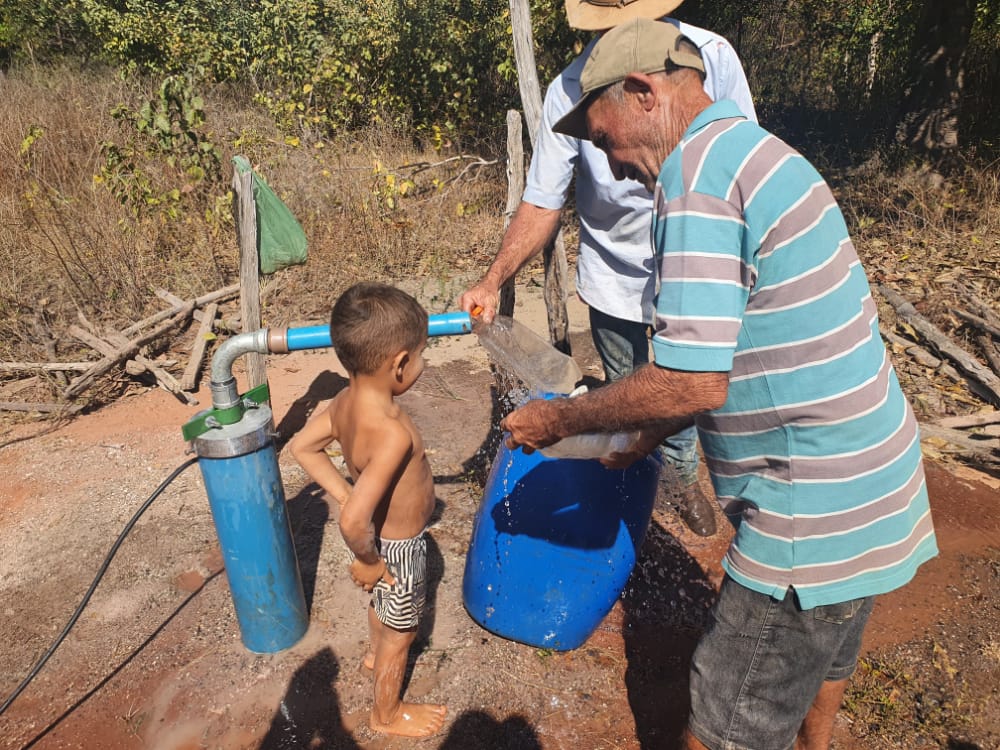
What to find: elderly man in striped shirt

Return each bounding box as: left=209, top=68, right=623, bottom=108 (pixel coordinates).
left=501, top=17, right=937, bottom=750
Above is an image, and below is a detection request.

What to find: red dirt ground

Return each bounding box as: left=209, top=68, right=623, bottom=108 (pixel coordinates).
left=1, top=288, right=998, bottom=750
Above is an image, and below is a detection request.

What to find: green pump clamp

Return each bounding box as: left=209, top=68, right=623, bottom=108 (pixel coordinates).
left=181, top=382, right=271, bottom=442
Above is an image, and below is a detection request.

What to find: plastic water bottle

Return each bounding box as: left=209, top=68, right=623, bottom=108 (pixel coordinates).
left=473, top=315, right=581, bottom=395
left=539, top=430, right=640, bottom=460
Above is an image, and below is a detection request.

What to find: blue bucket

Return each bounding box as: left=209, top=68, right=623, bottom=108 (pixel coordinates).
left=462, top=439, right=661, bottom=650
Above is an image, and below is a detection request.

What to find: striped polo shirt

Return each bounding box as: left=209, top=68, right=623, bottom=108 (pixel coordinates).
left=651, top=100, right=937, bottom=609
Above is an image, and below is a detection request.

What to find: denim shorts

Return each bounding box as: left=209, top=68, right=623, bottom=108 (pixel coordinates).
left=688, top=576, right=875, bottom=750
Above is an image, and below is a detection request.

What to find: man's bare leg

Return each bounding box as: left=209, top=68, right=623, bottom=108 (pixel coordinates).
left=796, top=678, right=848, bottom=750
left=369, top=618, right=446, bottom=737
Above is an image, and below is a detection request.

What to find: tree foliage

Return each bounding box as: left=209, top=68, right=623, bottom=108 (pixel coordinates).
left=1, top=0, right=996, bottom=155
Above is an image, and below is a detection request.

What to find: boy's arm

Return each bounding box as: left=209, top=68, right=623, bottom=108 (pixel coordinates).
left=338, top=422, right=411, bottom=585
left=289, top=406, right=353, bottom=507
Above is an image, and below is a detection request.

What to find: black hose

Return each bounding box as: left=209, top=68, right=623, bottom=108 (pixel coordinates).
left=0, top=456, right=199, bottom=717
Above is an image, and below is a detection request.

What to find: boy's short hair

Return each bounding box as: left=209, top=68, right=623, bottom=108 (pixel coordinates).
left=330, top=282, right=429, bottom=375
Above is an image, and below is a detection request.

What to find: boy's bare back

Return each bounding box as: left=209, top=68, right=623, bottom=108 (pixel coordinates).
left=326, top=385, right=435, bottom=541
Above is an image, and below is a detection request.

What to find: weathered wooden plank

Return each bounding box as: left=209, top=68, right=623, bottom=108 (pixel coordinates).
left=0, top=362, right=94, bottom=373
left=180, top=302, right=218, bottom=391
left=233, top=165, right=267, bottom=390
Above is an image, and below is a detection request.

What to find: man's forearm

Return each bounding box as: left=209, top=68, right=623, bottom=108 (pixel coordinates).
left=552, top=364, right=728, bottom=436
left=483, top=202, right=561, bottom=288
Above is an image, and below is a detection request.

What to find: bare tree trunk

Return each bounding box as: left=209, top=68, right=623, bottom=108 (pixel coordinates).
left=895, top=0, right=976, bottom=153
left=500, top=110, right=523, bottom=320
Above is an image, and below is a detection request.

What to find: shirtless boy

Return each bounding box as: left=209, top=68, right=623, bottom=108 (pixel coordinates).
left=290, top=281, right=447, bottom=738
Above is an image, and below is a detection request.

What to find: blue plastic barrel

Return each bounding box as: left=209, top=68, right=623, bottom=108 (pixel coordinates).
left=462, top=438, right=661, bottom=650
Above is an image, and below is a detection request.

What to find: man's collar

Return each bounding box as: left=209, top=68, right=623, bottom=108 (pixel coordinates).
left=683, top=100, right=747, bottom=140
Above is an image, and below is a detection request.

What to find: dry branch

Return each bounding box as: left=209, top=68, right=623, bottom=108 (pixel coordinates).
left=71, top=320, right=197, bottom=405
left=121, top=284, right=239, bottom=338
left=951, top=282, right=1000, bottom=330
left=105, top=330, right=198, bottom=405
left=879, top=285, right=1000, bottom=406
left=919, top=422, right=999, bottom=457
left=0, top=401, right=83, bottom=414
left=936, top=411, right=1000, bottom=429
left=979, top=335, right=1000, bottom=378
left=954, top=308, right=1000, bottom=339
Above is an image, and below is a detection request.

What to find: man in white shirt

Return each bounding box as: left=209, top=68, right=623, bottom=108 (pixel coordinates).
left=460, top=0, right=756, bottom=537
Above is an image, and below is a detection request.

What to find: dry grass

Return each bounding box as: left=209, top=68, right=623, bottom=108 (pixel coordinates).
left=0, top=67, right=508, bottom=379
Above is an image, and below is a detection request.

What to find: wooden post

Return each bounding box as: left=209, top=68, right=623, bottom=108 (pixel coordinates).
left=500, top=110, right=524, bottom=320
left=509, top=0, right=571, bottom=353
left=232, top=164, right=268, bottom=391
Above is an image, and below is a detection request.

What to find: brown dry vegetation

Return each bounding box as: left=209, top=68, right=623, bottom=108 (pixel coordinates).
left=0, top=69, right=508, bottom=386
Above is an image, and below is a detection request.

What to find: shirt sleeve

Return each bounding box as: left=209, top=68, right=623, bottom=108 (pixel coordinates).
left=707, top=39, right=758, bottom=124
left=522, top=75, right=580, bottom=210
left=651, top=190, right=752, bottom=372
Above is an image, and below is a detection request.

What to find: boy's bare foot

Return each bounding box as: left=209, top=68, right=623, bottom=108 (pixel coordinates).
left=370, top=702, right=447, bottom=737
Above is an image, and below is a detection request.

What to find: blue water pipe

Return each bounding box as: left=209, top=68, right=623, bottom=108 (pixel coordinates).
left=280, top=311, right=474, bottom=351
left=182, top=312, right=472, bottom=653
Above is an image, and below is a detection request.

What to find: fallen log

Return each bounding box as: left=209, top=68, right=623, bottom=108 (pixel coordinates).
left=919, top=422, right=999, bottom=457
left=0, top=376, right=39, bottom=399
left=954, top=308, right=1000, bottom=340
left=879, top=285, right=1000, bottom=406
left=980, top=335, right=1000, bottom=378
left=951, top=282, right=1000, bottom=330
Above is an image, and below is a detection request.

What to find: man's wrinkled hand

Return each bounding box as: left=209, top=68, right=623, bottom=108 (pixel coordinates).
left=501, top=398, right=561, bottom=453
left=459, top=283, right=499, bottom=324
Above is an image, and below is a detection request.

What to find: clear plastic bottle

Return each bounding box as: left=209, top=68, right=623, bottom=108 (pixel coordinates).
left=539, top=430, right=640, bottom=460
left=473, top=315, right=581, bottom=395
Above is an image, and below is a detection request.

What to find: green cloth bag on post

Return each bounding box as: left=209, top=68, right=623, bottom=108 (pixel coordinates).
left=233, top=156, right=308, bottom=275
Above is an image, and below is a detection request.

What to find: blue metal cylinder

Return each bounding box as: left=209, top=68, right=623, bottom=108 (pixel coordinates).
left=283, top=312, right=472, bottom=352
left=462, top=432, right=661, bottom=651
left=193, top=404, right=308, bottom=653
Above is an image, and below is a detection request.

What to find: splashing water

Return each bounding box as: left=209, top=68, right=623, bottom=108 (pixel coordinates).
left=473, top=315, right=581, bottom=396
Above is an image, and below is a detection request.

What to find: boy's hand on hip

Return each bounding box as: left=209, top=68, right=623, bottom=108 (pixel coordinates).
left=350, top=557, right=397, bottom=591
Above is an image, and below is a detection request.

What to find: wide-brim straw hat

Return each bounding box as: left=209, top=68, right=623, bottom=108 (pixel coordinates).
left=564, top=0, right=686, bottom=31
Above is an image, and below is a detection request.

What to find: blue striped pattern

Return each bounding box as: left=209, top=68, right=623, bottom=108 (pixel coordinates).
left=651, top=101, right=937, bottom=608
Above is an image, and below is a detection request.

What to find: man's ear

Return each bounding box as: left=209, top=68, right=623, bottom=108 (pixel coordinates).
left=392, top=350, right=409, bottom=379
left=623, top=72, right=657, bottom=112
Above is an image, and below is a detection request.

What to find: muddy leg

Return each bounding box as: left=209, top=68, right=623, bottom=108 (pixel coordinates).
left=368, top=619, right=446, bottom=737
